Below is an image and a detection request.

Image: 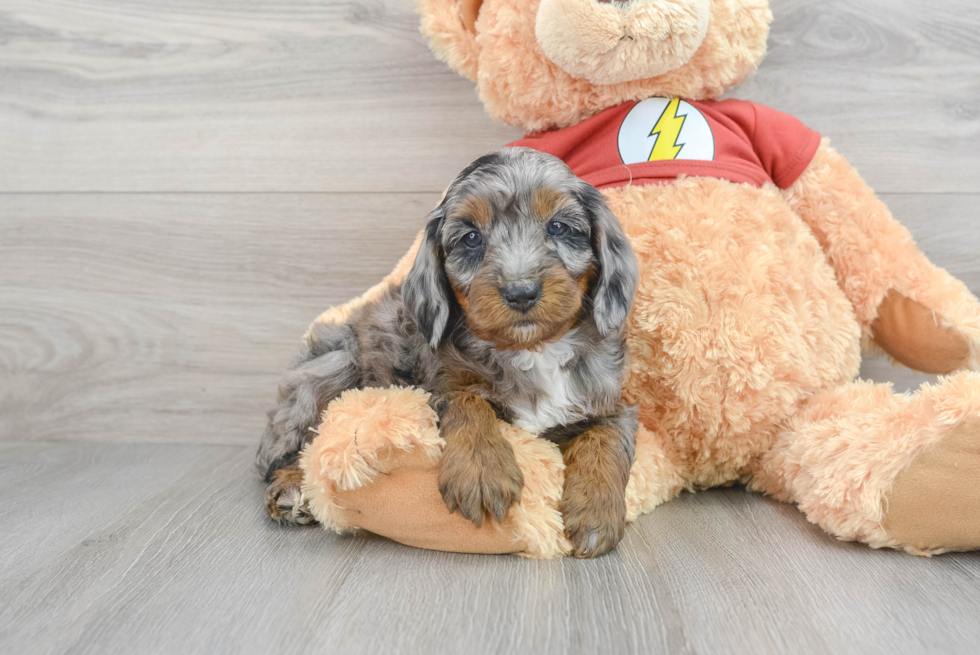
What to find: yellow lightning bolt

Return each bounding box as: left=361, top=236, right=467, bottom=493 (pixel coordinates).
left=648, top=98, right=687, bottom=161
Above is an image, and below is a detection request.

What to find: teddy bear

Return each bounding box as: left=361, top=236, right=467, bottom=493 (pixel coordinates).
left=297, top=0, right=980, bottom=558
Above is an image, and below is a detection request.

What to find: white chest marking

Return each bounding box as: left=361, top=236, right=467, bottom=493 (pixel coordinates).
left=507, top=333, right=584, bottom=434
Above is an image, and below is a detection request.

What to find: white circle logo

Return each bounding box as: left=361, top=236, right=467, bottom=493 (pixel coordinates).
left=617, top=98, right=715, bottom=164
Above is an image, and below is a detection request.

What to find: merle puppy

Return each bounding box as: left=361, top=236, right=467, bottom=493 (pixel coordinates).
left=257, top=148, right=639, bottom=557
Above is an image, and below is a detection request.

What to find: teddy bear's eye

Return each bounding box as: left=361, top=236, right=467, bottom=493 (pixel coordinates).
left=547, top=220, right=570, bottom=237
left=463, top=231, right=483, bottom=248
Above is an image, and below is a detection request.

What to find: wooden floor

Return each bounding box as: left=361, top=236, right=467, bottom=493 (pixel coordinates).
left=2, top=0, right=979, bottom=653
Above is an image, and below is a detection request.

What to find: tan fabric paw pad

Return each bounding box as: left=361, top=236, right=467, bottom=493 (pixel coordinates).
left=884, top=418, right=980, bottom=553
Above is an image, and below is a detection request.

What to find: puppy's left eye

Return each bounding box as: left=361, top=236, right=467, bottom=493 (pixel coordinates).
left=463, top=231, right=483, bottom=248
left=547, top=220, right=570, bottom=237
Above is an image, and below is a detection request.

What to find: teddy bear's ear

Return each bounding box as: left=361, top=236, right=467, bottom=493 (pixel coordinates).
left=417, top=0, right=484, bottom=81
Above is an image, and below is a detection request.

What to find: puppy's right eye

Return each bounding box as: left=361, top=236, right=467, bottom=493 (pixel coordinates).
left=463, top=231, right=483, bottom=248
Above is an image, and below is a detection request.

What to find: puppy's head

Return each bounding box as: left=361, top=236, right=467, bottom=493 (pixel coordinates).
left=404, top=148, right=638, bottom=350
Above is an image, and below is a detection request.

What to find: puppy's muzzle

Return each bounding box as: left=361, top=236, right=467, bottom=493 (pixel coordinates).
left=500, top=281, right=542, bottom=313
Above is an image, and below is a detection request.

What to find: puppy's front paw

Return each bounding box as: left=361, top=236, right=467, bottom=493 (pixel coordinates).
left=561, top=471, right=626, bottom=558
left=265, top=468, right=315, bottom=526
left=437, top=438, right=524, bottom=528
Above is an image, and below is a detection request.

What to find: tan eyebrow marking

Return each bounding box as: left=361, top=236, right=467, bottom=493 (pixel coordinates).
left=458, top=195, right=493, bottom=228
left=533, top=187, right=572, bottom=221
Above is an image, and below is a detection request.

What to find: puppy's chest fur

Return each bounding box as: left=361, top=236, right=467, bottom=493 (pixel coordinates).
left=502, top=335, right=586, bottom=434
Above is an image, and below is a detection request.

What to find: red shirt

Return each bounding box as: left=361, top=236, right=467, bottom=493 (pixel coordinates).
left=507, top=98, right=821, bottom=191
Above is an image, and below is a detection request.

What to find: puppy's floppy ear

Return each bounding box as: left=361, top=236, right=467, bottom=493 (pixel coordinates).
left=580, top=184, right=638, bottom=336
left=404, top=207, right=453, bottom=348
left=418, top=0, right=485, bottom=82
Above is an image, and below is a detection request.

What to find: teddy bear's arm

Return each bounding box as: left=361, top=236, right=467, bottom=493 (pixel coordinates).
left=782, top=139, right=980, bottom=374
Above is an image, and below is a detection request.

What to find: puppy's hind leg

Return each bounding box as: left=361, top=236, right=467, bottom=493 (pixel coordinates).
left=257, top=322, right=361, bottom=524
left=263, top=453, right=314, bottom=525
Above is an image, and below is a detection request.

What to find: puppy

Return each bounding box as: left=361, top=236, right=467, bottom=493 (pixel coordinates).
left=257, top=148, right=639, bottom=558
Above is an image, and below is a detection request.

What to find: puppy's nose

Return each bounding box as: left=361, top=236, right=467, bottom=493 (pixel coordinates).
left=500, top=281, right=542, bottom=313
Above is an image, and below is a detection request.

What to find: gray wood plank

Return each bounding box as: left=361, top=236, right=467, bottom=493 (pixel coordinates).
left=1, top=442, right=979, bottom=655
left=1, top=0, right=978, bottom=193
left=2, top=192, right=977, bottom=446
left=0, top=442, right=245, bottom=583
left=0, top=193, right=436, bottom=444
left=0, top=0, right=522, bottom=193
left=735, top=0, right=980, bottom=194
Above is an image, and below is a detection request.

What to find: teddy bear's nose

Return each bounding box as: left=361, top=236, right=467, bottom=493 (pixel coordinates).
left=537, top=0, right=710, bottom=85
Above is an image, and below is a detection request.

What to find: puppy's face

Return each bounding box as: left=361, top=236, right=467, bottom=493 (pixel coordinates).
left=405, top=148, right=638, bottom=351
left=442, top=183, right=591, bottom=349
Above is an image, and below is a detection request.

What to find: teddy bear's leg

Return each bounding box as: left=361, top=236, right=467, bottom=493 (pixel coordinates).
left=300, top=386, right=575, bottom=558
left=783, top=141, right=980, bottom=373
left=749, top=373, right=980, bottom=555
left=300, top=388, right=690, bottom=557
left=624, top=424, right=687, bottom=521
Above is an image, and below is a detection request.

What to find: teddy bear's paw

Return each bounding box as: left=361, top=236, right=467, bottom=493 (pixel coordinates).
left=883, top=416, right=980, bottom=554
left=265, top=468, right=316, bottom=526
left=561, top=472, right=627, bottom=559
left=437, top=437, right=524, bottom=528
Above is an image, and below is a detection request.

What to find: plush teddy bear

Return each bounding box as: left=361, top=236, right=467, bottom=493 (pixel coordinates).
left=298, top=0, right=980, bottom=558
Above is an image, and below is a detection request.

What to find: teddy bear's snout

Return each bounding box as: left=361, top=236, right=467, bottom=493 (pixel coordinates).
left=535, top=0, right=710, bottom=86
